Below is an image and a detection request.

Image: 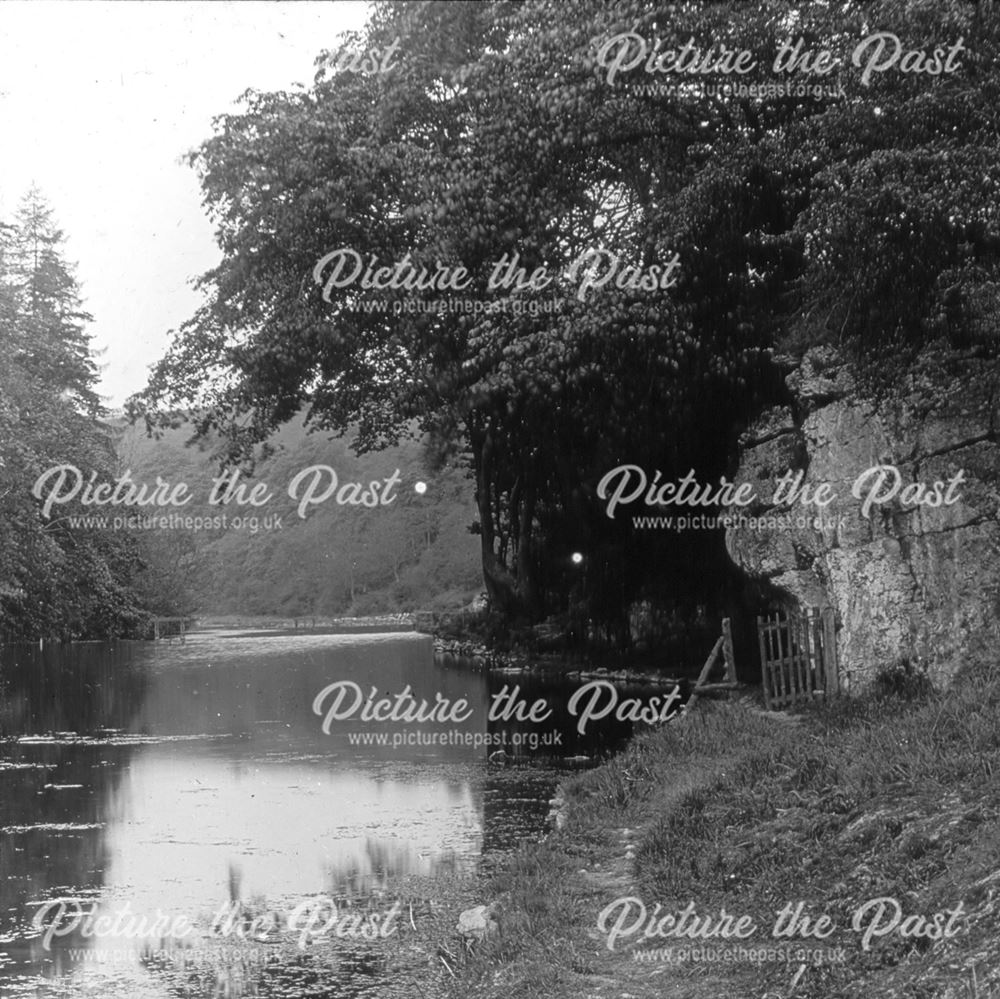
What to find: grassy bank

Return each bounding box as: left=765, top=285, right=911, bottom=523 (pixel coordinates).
left=444, top=665, right=1000, bottom=999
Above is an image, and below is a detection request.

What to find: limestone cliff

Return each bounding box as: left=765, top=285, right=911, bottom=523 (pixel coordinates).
left=726, top=347, right=1000, bottom=690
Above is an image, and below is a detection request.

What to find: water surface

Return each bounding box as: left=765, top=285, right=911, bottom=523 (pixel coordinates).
left=0, top=630, right=646, bottom=998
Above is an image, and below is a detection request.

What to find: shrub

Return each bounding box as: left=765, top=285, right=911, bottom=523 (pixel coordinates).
left=874, top=655, right=935, bottom=701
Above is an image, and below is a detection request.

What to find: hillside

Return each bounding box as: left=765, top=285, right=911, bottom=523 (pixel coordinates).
left=117, top=419, right=482, bottom=618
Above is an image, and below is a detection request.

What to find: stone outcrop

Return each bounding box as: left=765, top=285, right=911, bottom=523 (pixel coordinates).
left=726, top=347, right=1000, bottom=690
left=456, top=903, right=499, bottom=940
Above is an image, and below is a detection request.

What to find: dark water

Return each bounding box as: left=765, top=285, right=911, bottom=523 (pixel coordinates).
left=0, top=630, right=659, bottom=998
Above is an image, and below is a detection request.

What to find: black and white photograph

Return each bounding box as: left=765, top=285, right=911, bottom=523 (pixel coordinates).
left=0, top=1, right=998, bottom=997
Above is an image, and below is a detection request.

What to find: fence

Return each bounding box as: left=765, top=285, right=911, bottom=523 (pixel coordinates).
left=757, top=607, right=838, bottom=710
left=683, top=617, right=739, bottom=712
left=151, top=617, right=195, bottom=641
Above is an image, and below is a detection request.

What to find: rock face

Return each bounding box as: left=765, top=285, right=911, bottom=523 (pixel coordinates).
left=726, top=347, right=1000, bottom=690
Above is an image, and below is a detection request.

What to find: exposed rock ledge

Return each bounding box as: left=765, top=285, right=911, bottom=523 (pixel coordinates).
left=726, top=347, right=1000, bottom=690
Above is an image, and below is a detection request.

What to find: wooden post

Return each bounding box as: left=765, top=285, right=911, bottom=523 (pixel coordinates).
left=685, top=636, right=723, bottom=713
left=822, top=606, right=839, bottom=695
left=786, top=615, right=796, bottom=704
left=721, top=617, right=736, bottom=684
left=810, top=607, right=823, bottom=696
left=804, top=612, right=815, bottom=697
left=772, top=615, right=784, bottom=706
left=757, top=615, right=771, bottom=710
left=804, top=607, right=815, bottom=695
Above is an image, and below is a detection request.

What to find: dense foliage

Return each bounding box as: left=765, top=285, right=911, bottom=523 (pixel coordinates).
left=131, top=1, right=1000, bottom=642
left=0, top=190, right=152, bottom=640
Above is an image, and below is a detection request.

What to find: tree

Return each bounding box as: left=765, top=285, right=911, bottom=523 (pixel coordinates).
left=0, top=189, right=151, bottom=639
left=7, top=189, right=101, bottom=413
left=131, top=0, right=1000, bottom=639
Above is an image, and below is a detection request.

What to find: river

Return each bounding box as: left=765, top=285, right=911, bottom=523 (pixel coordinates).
left=0, top=629, right=658, bottom=998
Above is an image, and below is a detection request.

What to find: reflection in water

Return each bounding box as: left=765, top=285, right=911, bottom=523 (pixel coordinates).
left=0, top=630, right=641, bottom=998
left=102, top=751, right=483, bottom=914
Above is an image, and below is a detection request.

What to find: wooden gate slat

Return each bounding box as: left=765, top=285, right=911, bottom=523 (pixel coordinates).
left=799, top=613, right=808, bottom=697
left=800, top=612, right=809, bottom=699
left=785, top=618, right=798, bottom=704
left=789, top=613, right=800, bottom=702
left=775, top=614, right=792, bottom=704
left=770, top=614, right=780, bottom=704
left=773, top=617, right=784, bottom=707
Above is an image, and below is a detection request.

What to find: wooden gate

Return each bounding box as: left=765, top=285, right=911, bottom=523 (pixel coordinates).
left=758, top=607, right=838, bottom=709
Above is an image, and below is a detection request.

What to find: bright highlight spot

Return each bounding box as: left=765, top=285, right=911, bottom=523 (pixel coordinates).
left=414, top=481, right=428, bottom=495
left=571, top=552, right=584, bottom=564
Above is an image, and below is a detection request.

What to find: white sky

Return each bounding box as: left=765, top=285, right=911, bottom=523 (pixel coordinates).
left=0, top=0, right=370, bottom=408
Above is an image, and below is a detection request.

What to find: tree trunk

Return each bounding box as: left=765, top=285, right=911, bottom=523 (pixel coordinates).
left=514, top=482, right=538, bottom=617
left=474, top=423, right=519, bottom=614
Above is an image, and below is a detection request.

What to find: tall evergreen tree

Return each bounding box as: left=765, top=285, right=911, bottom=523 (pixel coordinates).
left=0, top=189, right=151, bottom=639
left=6, top=188, right=100, bottom=414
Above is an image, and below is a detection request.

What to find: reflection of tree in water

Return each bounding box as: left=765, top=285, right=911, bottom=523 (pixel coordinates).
left=0, top=642, right=150, bottom=982
left=321, top=836, right=472, bottom=898
left=0, top=640, right=150, bottom=736
left=133, top=844, right=455, bottom=999
left=133, top=852, right=430, bottom=999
